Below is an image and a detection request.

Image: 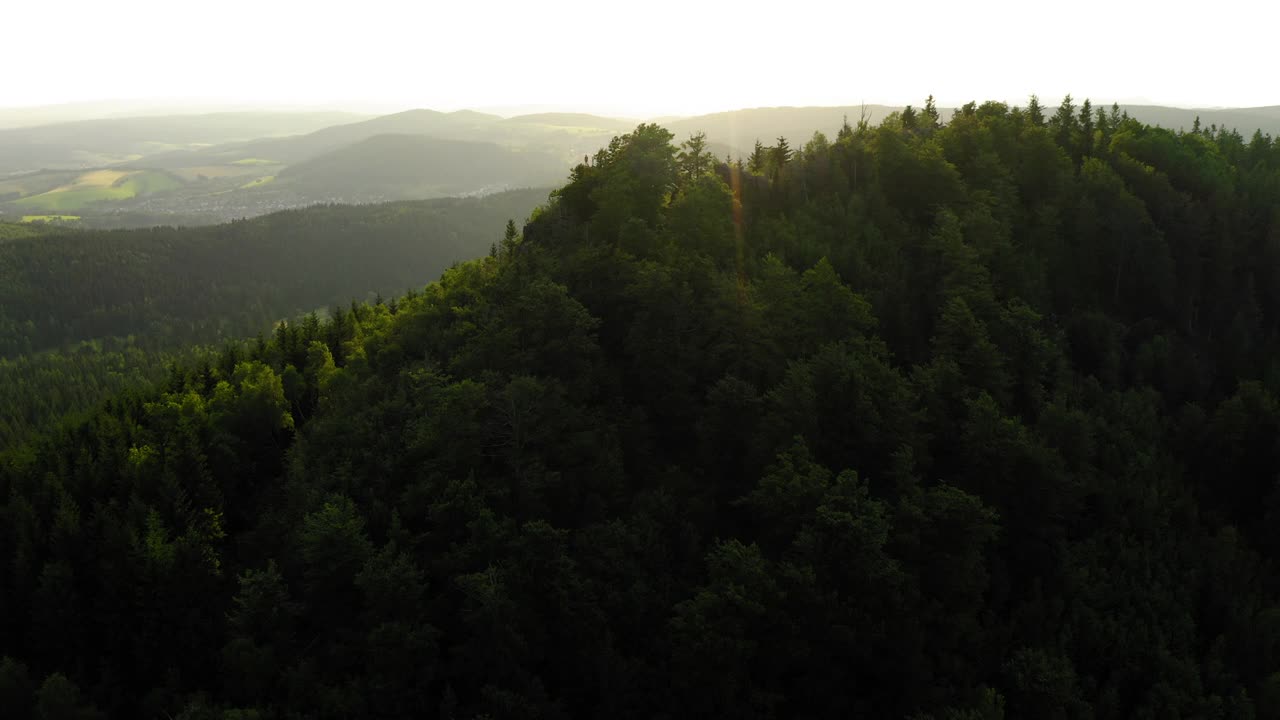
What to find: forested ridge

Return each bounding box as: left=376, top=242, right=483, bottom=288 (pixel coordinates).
left=0, top=189, right=547, bottom=450
left=5, top=97, right=1280, bottom=718
left=0, top=190, right=549, bottom=357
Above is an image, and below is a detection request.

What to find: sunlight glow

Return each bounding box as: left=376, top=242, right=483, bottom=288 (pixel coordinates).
left=2, top=0, right=1275, bottom=114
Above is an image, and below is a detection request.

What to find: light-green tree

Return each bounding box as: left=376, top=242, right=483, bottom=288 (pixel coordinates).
left=677, top=131, right=712, bottom=184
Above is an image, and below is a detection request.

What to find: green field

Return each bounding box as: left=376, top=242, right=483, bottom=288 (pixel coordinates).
left=232, top=157, right=277, bottom=165
left=239, top=175, right=276, bottom=189
left=0, top=171, right=78, bottom=199
left=14, top=186, right=133, bottom=210
left=21, top=214, right=81, bottom=223
left=13, top=170, right=183, bottom=210
left=123, top=170, right=183, bottom=195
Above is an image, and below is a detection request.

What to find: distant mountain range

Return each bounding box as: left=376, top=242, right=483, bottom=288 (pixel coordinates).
left=2, top=100, right=1278, bottom=229
left=0, top=112, right=368, bottom=173
left=1119, top=104, right=1280, bottom=135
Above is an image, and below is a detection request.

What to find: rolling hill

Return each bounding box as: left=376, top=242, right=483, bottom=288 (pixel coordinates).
left=0, top=111, right=368, bottom=175
left=11, top=169, right=183, bottom=211
left=1121, top=104, right=1280, bottom=135
left=276, top=134, right=567, bottom=200
left=501, top=112, right=640, bottom=132
left=141, top=109, right=633, bottom=172
left=665, top=104, right=904, bottom=153
left=143, top=109, right=510, bottom=168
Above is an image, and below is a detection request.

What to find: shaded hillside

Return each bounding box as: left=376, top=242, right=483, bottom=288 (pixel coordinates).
left=4, top=102, right=1280, bottom=719
left=146, top=110, right=510, bottom=168
left=276, top=134, right=567, bottom=200
left=0, top=188, right=547, bottom=449
left=144, top=109, right=629, bottom=175
left=0, top=187, right=549, bottom=357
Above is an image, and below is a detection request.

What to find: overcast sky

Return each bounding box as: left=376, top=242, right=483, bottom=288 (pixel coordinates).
left=3, top=0, right=1274, bottom=116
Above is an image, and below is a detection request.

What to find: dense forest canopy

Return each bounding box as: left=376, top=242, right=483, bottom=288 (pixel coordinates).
left=5, top=96, right=1280, bottom=718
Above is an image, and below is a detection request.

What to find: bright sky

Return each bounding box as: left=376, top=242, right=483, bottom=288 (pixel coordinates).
left=3, top=0, right=1275, bottom=116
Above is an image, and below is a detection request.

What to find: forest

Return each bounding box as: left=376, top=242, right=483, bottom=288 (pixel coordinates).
left=4, top=96, right=1280, bottom=718
left=0, top=189, right=546, bottom=451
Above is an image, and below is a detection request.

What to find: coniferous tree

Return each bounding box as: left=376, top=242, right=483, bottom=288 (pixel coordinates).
left=748, top=139, right=767, bottom=174
left=1079, top=98, right=1095, bottom=158
left=923, top=95, right=941, bottom=129
left=772, top=136, right=792, bottom=167
left=838, top=114, right=855, bottom=142
left=677, top=132, right=711, bottom=184
left=901, top=104, right=919, bottom=130
left=1027, top=95, right=1045, bottom=125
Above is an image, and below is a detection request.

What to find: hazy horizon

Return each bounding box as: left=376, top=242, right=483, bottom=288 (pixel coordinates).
left=4, top=0, right=1276, bottom=117
left=1, top=96, right=1275, bottom=125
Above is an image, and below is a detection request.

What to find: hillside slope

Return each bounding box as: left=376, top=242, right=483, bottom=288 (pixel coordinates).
left=0, top=189, right=548, bottom=448
left=146, top=110, right=512, bottom=168
left=0, top=188, right=550, bottom=357
left=1123, top=103, right=1280, bottom=135
left=276, top=134, right=566, bottom=200
left=4, top=104, right=1280, bottom=719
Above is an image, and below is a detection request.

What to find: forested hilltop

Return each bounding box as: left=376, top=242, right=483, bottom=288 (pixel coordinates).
left=6, top=97, right=1280, bottom=718
left=0, top=188, right=548, bottom=450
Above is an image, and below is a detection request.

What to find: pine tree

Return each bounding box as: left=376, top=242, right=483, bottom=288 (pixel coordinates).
left=769, top=136, right=792, bottom=181
left=838, top=114, right=854, bottom=142
left=901, top=105, right=919, bottom=131
left=773, top=136, right=792, bottom=167
left=677, top=132, right=711, bottom=183
left=748, top=140, right=767, bottom=173
left=1050, top=94, right=1077, bottom=151
left=1027, top=95, right=1045, bottom=126
left=501, top=219, right=519, bottom=255
left=923, top=95, right=941, bottom=129
left=1079, top=99, right=1095, bottom=158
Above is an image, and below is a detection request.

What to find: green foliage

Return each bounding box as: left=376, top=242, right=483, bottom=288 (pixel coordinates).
left=35, top=674, right=102, bottom=720
left=3, top=101, right=1280, bottom=719
left=0, top=190, right=547, bottom=450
